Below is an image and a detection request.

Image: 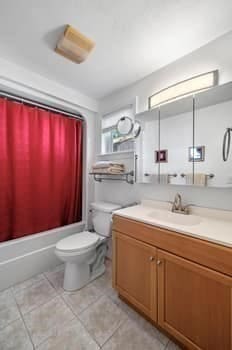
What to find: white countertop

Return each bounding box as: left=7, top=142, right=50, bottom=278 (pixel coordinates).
left=114, top=200, right=232, bottom=248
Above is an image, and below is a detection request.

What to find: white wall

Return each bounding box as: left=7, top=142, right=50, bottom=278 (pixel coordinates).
left=97, top=31, right=232, bottom=211
left=100, top=31, right=232, bottom=115
left=0, top=57, right=98, bottom=112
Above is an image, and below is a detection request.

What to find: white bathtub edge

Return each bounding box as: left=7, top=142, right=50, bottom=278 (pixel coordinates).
left=0, top=222, right=86, bottom=291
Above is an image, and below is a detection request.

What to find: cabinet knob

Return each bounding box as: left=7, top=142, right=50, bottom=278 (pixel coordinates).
left=149, top=256, right=155, bottom=261
left=157, top=260, right=162, bottom=265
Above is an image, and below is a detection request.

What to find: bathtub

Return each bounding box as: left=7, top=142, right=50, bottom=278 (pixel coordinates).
left=0, top=221, right=85, bottom=291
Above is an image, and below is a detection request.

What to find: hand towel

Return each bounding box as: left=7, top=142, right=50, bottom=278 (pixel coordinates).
left=159, top=174, right=170, bottom=185
left=194, top=173, right=207, bottom=186
left=185, top=173, right=207, bottom=186
left=185, top=173, right=193, bottom=185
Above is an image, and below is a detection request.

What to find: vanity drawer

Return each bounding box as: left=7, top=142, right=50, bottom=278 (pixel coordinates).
left=113, top=215, right=232, bottom=277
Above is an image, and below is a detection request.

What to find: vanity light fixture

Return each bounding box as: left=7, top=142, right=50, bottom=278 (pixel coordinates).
left=149, top=70, right=218, bottom=109
left=55, top=25, right=95, bottom=64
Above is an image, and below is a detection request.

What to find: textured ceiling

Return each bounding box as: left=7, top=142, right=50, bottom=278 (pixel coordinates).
left=0, top=0, right=232, bottom=99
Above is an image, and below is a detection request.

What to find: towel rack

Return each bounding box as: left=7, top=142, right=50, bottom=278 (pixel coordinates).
left=180, top=173, right=214, bottom=178
left=168, top=173, right=177, bottom=178
left=89, top=170, right=134, bottom=184
left=144, top=173, right=177, bottom=177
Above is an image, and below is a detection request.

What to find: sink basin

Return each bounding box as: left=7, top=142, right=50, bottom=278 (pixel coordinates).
left=148, top=210, right=202, bottom=226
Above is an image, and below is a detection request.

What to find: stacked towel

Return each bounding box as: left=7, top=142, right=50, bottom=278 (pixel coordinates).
left=92, top=161, right=125, bottom=174
left=185, top=173, right=207, bottom=186
left=194, top=173, right=207, bottom=186
left=159, top=174, right=170, bottom=185
left=185, top=173, right=194, bottom=185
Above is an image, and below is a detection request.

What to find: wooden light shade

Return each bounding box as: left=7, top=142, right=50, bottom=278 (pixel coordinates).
left=55, top=25, right=95, bottom=64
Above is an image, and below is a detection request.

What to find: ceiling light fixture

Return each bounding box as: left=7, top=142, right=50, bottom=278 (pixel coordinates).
left=55, top=25, right=95, bottom=64
left=149, top=70, right=218, bottom=109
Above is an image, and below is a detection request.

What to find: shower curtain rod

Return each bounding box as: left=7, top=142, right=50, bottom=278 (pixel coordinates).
left=0, top=90, right=84, bottom=121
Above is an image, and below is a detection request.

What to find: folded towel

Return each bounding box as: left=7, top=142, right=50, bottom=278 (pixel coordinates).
left=194, top=173, right=207, bottom=186
left=185, top=173, right=207, bottom=186
left=185, top=173, right=193, bottom=185
left=159, top=174, right=170, bottom=185
left=91, top=166, right=125, bottom=174
left=92, top=161, right=125, bottom=169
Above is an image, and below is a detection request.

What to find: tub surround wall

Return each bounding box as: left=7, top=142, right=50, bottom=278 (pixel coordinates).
left=0, top=222, right=85, bottom=292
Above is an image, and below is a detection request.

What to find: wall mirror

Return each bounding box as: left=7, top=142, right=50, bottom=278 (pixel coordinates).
left=159, top=96, right=193, bottom=185
left=135, top=109, right=159, bottom=183
left=135, top=81, right=232, bottom=188
left=194, top=82, right=232, bottom=187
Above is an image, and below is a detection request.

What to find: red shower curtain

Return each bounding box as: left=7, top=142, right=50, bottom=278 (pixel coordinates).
left=0, top=97, right=83, bottom=242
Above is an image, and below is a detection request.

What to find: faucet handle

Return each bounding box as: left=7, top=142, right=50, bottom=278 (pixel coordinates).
left=183, top=204, right=192, bottom=214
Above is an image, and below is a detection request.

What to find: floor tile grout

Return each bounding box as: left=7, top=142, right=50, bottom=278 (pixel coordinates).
left=57, top=288, right=102, bottom=348
left=99, top=314, right=129, bottom=349
left=33, top=316, right=77, bottom=349
left=1, top=261, right=173, bottom=350
left=74, top=294, right=111, bottom=348
left=60, top=290, right=103, bottom=317
left=42, top=268, right=114, bottom=348
left=14, top=293, right=59, bottom=318
left=0, top=291, right=22, bottom=331
left=11, top=288, right=36, bottom=350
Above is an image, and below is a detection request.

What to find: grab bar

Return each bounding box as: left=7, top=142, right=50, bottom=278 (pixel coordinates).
left=222, top=128, right=232, bottom=161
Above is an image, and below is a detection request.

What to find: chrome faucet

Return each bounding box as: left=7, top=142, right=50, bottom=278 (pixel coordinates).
left=171, top=193, right=189, bottom=215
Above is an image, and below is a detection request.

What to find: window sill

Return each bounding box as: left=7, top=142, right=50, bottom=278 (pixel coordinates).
left=97, top=150, right=135, bottom=158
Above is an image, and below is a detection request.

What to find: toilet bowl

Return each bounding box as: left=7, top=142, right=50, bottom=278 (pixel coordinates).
left=55, top=201, right=122, bottom=291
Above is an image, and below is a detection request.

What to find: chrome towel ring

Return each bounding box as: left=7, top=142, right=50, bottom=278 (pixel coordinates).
left=222, top=128, right=232, bottom=161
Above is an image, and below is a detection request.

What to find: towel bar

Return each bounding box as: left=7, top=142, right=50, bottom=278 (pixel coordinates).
left=89, top=170, right=134, bottom=184
left=143, top=173, right=177, bottom=177
left=180, top=173, right=214, bottom=178
left=168, top=173, right=177, bottom=177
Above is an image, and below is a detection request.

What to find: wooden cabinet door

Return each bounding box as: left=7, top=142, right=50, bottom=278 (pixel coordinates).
left=113, top=231, right=157, bottom=321
left=157, top=249, right=232, bottom=350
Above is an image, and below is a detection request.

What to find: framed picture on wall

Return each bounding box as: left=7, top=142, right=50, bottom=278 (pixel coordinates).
left=155, top=149, right=168, bottom=163
left=189, top=146, right=205, bottom=162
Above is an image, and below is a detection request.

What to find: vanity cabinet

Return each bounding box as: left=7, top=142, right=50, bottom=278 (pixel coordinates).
left=112, top=215, right=232, bottom=350
left=113, top=232, right=157, bottom=321
left=157, top=250, right=231, bottom=350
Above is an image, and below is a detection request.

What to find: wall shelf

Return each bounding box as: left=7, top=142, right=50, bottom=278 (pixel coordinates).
left=89, top=170, right=134, bottom=184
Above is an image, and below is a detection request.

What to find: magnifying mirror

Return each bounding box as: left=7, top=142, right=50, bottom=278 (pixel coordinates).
left=116, top=116, right=134, bottom=136
left=116, top=116, right=141, bottom=139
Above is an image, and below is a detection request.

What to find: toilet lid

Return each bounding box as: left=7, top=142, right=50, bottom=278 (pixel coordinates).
left=56, top=231, right=100, bottom=253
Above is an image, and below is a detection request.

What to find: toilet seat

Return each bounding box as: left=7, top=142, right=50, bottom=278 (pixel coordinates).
left=56, top=231, right=100, bottom=253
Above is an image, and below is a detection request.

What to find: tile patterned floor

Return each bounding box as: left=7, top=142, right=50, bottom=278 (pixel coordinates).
left=0, top=260, right=181, bottom=350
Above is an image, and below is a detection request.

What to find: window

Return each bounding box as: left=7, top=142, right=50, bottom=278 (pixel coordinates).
left=101, top=106, right=134, bottom=154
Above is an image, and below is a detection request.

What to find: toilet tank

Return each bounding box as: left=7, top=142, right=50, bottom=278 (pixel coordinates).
left=91, top=201, right=122, bottom=237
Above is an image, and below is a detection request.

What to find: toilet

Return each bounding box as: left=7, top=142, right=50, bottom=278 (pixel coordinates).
left=55, top=201, right=122, bottom=291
